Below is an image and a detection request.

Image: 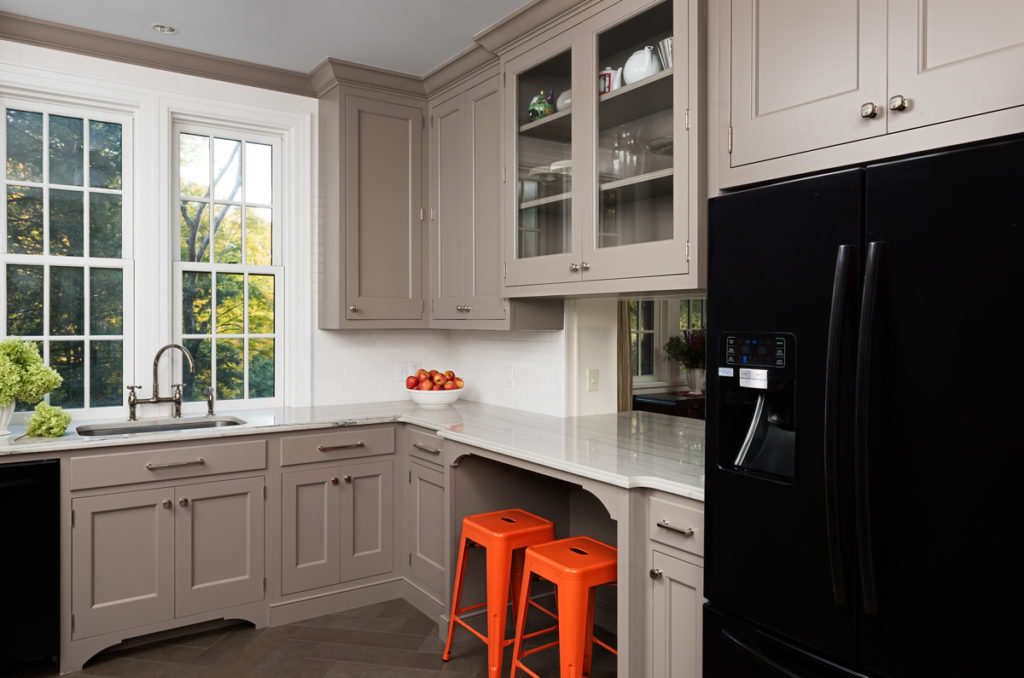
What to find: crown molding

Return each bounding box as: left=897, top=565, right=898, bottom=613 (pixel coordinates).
left=473, top=0, right=597, bottom=54
left=0, top=11, right=315, bottom=97
left=422, top=44, right=498, bottom=98
left=309, top=57, right=427, bottom=98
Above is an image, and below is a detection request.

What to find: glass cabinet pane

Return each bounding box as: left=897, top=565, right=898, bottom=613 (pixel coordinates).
left=515, top=49, right=572, bottom=260
left=596, top=0, right=674, bottom=249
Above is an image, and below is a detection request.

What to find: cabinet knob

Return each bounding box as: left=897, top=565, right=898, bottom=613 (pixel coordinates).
left=859, top=102, right=880, bottom=119
left=888, top=95, right=910, bottom=112
left=343, top=475, right=352, bottom=483
left=463, top=305, right=471, bottom=313
left=179, top=497, right=189, bottom=507
left=569, top=263, right=580, bottom=273
left=580, top=261, right=590, bottom=272
left=162, top=499, right=172, bottom=509
left=331, top=477, right=339, bottom=485
left=349, top=305, right=359, bottom=313
left=649, top=568, right=664, bottom=580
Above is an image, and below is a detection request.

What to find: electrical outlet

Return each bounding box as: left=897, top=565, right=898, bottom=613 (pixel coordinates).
left=587, top=368, right=600, bottom=392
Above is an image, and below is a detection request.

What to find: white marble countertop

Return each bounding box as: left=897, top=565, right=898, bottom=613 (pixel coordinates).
left=0, top=400, right=704, bottom=500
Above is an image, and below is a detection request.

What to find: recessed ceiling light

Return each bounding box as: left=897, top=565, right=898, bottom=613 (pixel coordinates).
left=150, top=23, right=179, bottom=35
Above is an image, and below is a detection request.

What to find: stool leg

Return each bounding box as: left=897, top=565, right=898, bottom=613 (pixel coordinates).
left=557, top=582, right=590, bottom=678
left=583, top=587, right=596, bottom=676
left=442, top=535, right=471, bottom=661
left=485, top=541, right=513, bottom=678
left=509, top=569, right=533, bottom=678
left=509, top=547, right=526, bottom=627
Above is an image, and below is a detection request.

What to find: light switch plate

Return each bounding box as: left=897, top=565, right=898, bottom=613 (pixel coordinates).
left=587, top=368, right=599, bottom=392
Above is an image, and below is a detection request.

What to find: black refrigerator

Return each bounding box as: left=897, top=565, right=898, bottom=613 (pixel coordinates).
left=703, top=135, right=1022, bottom=678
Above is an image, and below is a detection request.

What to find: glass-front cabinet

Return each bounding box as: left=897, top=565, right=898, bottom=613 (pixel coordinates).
left=503, top=0, right=700, bottom=292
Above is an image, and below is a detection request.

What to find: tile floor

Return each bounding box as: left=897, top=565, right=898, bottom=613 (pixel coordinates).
left=7, top=598, right=617, bottom=677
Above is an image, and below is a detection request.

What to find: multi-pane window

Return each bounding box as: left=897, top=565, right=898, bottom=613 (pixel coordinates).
left=2, top=104, right=130, bottom=410
left=680, top=298, right=705, bottom=332
left=175, top=127, right=280, bottom=404
left=629, top=299, right=656, bottom=378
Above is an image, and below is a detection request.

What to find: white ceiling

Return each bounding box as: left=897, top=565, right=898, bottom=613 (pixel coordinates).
left=0, top=0, right=535, bottom=75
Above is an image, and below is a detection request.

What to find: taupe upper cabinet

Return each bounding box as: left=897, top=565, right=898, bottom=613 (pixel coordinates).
left=720, top=0, right=1024, bottom=186
left=319, top=86, right=428, bottom=329
left=503, top=0, right=704, bottom=295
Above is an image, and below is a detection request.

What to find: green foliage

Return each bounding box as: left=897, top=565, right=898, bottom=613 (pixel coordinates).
left=0, top=338, right=62, bottom=406
left=664, top=330, right=706, bottom=369
left=26, top=402, right=72, bottom=437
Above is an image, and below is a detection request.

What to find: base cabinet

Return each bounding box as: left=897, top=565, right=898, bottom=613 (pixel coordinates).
left=650, top=549, right=703, bottom=678
left=71, top=476, right=265, bottom=639
left=407, top=460, right=447, bottom=599
left=280, top=459, right=394, bottom=595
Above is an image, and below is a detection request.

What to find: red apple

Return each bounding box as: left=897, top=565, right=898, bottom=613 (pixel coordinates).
left=443, top=380, right=456, bottom=390
left=432, top=384, right=442, bottom=390
left=454, top=378, right=464, bottom=389
left=429, top=370, right=440, bottom=378
left=418, top=380, right=434, bottom=391
left=432, top=373, right=447, bottom=386
left=444, top=370, right=455, bottom=380
left=415, top=369, right=429, bottom=380
left=405, top=376, right=419, bottom=389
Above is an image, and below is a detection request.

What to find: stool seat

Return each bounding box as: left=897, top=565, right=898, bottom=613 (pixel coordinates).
left=511, top=536, right=618, bottom=678
left=442, top=509, right=556, bottom=678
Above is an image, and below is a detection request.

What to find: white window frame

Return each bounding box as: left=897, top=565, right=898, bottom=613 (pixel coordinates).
left=172, top=120, right=285, bottom=409
left=630, top=296, right=706, bottom=393
left=1, top=95, right=135, bottom=416
left=1, top=43, right=315, bottom=422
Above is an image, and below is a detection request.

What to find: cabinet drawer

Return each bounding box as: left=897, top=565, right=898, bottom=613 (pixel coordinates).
left=407, top=428, right=443, bottom=466
left=280, top=426, right=394, bottom=466
left=649, top=494, right=704, bottom=558
left=70, top=439, right=267, bottom=491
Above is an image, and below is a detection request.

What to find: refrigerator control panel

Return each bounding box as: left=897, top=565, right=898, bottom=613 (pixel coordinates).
left=724, top=334, right=787, bottom=368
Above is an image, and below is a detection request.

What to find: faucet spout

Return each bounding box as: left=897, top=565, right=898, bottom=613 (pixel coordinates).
left=152, top=343, right=195, bottom=406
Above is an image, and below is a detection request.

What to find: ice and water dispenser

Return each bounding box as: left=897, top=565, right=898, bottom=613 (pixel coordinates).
left=713, top=332, right=796, bottom=480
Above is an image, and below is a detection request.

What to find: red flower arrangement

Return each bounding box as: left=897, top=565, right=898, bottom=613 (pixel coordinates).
left=664, top=330, right=706, bottom=369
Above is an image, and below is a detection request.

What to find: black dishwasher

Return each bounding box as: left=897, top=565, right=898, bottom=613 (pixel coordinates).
left=0, top=459, right=59, bottom=669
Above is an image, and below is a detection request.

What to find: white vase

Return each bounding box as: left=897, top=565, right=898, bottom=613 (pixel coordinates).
left=0, top=400, right=14, bottom=436
left=686, top=367, right=705, bottom=394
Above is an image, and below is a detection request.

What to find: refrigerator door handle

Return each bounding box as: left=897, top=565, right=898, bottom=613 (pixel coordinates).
left=733, top=393, right=766, bottom=468
left=720, top=629, right=803, bottom=678
left=854, top=240, right=884, bottom=615
left=823, top=244, right=854, bottom=606
left=720, top=627, right=873, bottom=678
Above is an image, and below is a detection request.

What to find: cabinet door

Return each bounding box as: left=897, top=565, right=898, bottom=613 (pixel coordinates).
left=345, top=94, right=425, bottom=320
left=407, top=461, right=447, bottom=598
left=650, top=550, right=702, bottom=678
left=464, top=77, right=506, bottom=319
left=175, top=477, right=265, bottom=617
left=71, top=489, right=174, bottom=638
left=341, top=459, right=395, bottom=581
left=729, top=0, right=887, bottom=166
left=281, top=467, right=342, bottom=595
left=888, top=0, right=1024, bottom=133
left=583, top=0, right=690, bottom=280
left=431, top=91, right=468, bottom=320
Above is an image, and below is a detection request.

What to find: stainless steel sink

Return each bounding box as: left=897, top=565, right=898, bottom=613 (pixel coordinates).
left=76, top=416, right=247, bottom=437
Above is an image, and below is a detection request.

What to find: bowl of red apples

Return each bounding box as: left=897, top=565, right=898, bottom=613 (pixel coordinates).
left=405, top=369, right=464, bottom=407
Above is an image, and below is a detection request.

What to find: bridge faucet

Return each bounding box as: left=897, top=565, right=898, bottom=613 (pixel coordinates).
left=126, top=344, right=196, bottom=420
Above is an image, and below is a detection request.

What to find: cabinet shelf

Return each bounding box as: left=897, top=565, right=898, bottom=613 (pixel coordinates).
left=599, top=68, right=673, bottom=132
left=519, top=109, right=572, bottom=142
left=600, top=167, right=673, bottom=193
left=519, top=192, right=572, bottom=210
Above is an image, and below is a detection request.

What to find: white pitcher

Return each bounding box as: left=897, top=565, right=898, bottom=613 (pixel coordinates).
left=623, top=46, right=662, bottom=85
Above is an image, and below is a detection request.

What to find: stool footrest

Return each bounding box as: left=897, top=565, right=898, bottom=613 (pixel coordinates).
left=452, top=615, right=489, bottom=645
left=453, top=601, right=487, bottom=615
left=528, top=599, right=558, bottom=621
left=594, top=636, right=618, bottom=655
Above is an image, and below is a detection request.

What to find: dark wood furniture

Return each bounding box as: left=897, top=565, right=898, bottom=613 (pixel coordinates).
left=632, top=391, right=706, bottom=420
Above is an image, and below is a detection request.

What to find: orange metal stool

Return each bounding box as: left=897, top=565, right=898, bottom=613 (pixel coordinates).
left=510, top=536, right=618, bottom=678
left=442, top=509, right=556, bottom=678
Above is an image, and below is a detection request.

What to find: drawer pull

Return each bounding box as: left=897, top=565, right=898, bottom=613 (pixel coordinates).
left=412, top=442, right=441, bottom=455
left=656, top=520, right=695, bottom=537
left=318, top=441, right=365, bottom=452
left=146, top=457, right=205, bottom=470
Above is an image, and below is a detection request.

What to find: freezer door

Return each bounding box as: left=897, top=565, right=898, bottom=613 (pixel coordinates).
left=706, top=169, right=861, bottom=663
left=859, top=136, right=1023, bottom=676
left=705, top=606, right=870, bottom=678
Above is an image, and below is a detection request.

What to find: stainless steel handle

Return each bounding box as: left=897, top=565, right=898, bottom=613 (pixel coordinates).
left=146, top=457, right=206, bottom=470
left=860, top=102, right=879, bottom=118
left=462, top=305, right=471, bottom=313
left=162, top=499, right=172, bottom=509
left=318, top=442, right=364, bottom=452
left=412, top=442, right=442, bottom=455
left=349, top=305, right=359, bottom=312
left=569, top=263, right=580, bottom=273
left=580, top=261, right=590, bottom=272
left=656, top=520, right=694, bottom=537
left=179, top=497, right=189, bottom=507
left=649, top=568, right=663, bottom=580
left=888, top=94, right=910, bottom=112
left=343, top=475, right=352, bottom=483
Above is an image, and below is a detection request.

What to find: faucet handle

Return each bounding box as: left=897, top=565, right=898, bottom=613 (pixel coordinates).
left=205, top=386, right=216, bottom=416
left=126, top=384, right=142, bottom=392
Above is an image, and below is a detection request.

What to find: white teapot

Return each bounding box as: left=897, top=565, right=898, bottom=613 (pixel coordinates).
left=623, top=46, right=662, bottom=85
